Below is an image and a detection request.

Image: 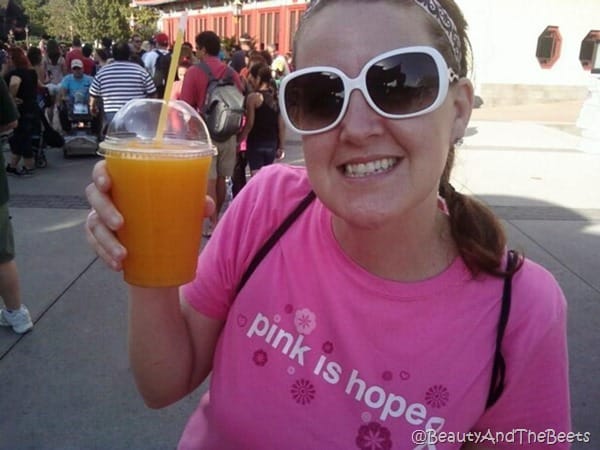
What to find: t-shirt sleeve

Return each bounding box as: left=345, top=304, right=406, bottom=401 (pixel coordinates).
left=89, top=76, right=100, bottom=97
left=181, top=165, right=312, bottom=320
left=180, top=67, right=203, bottom=111
left=470, top=261, right=571, bottom=448
left=143, top=70, right=157, bottom=95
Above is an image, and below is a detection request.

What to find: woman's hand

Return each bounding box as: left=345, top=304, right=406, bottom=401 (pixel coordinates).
left=85, top=160, right=217, bottom=271
left=85, top=160, right=126, bottom=271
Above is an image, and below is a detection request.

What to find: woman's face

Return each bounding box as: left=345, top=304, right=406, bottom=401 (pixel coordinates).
left=177, top=66, right=188, bottom=80
left=295, top=2, right=472, bottom=230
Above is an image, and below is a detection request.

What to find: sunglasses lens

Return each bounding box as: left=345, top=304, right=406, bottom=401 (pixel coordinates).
left=284, top=71, right=344, bottom=132
left=366, top=52, right=440, bottom=116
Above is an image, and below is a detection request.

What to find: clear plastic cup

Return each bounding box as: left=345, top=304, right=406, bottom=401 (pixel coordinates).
left=98, top=99, right=216, bottom=287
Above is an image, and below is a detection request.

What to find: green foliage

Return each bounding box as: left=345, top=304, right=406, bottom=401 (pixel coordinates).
left=221, top=36, right=236, bottom=53
left=131, top=7, right=160, bottom=41
left=18, top=0, right=160, bottom=43
left=19, top=0, right=49, bottom=37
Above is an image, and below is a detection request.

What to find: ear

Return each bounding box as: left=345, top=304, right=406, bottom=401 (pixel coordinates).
left=450, top=78, right=474, bottom=143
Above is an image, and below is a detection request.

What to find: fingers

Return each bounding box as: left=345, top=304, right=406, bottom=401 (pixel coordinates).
left=86, top=161, right=123, bottom=231
left=85, top=160, right=126, bottom=271
left=204, top=195, right=216, bottom=218
left=85, top=209, right=126, bottom=271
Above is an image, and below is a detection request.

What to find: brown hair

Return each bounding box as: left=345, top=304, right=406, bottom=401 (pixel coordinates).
left=294, top=0, right=513, bottom=277
left=7, top=46, right=32, bottom=70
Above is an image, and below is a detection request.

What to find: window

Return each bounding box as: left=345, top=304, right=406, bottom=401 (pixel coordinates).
left=579, top=30, right=600, bottom=70
left=289, top=10, right=297, bottom=51
left=240, top=14, right=250, bottom=37
left=536, top=26, right=562, bottom=69
left=259, top=11, right=279, bottom=48
left=592, top=41, right=600, bottom=74
left=212, top=16, right=227, bottom=37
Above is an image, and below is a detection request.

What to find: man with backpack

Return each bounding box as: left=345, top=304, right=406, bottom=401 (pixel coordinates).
left=141, top=33, right=171, bottom=99
left=180, top=31, right=244, bottom=235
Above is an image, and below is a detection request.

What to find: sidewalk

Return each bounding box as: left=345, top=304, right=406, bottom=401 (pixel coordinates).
left=0, top=100, right=598, bottom=449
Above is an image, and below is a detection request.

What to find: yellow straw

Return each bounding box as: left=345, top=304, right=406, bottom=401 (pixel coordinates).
left=156, top=12, right=188, bottom=141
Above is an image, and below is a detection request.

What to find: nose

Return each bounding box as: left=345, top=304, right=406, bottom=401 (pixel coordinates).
left=338, top=88, right=385, bottom=143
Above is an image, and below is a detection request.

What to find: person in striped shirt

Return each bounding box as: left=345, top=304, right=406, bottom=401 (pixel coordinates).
left=89, top=40, right=157, bottom=132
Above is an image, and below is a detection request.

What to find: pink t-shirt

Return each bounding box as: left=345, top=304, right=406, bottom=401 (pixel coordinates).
left=181, top=165, right=570, bottom=450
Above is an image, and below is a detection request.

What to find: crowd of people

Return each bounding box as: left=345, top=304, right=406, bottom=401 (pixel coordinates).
left=0, top=31, right=290, bottom=184
left=0, top=28, right=293, bottom=333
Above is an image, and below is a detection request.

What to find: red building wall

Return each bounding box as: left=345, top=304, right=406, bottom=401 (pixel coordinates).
left=156, top=2, right=308, bottom=55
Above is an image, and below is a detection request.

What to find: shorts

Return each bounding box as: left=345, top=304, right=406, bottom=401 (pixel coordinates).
left=246, top=141, right=277, bottom=171
left=0, top=203, right=15, bottom=264
left=9, top=112, right=37, bottom=159
left=209, top=136, right=236, bottom=180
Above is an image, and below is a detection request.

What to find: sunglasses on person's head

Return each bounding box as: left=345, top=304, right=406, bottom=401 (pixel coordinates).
left=279, top=46, right=460, bottom=135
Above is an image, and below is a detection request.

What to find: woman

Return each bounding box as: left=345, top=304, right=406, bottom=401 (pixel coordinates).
left=85, top=0, right=570, bottom=448
left=94, top=48, right=111, bottom=70
left=44, top=39, right=67, bottom=90
left=237, top=62, right=285, bottom=176
left=44, top=39, right=67, bottom=125
left=170, top=58, right=192, bottom=100
left=4, top=47, right=39, bottom=176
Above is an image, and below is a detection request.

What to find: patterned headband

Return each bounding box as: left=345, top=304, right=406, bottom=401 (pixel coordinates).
left=305, top=0, right=463, bottom=65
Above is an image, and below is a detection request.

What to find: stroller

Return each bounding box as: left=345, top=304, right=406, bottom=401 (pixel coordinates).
left=33, top=88, right=66, bottom=168
left=61, top=98, right=99, bottom=158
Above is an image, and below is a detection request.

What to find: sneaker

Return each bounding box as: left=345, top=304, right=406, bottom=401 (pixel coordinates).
left=5, top=164, right=21, bottom=177
left=19, top=167, right=35, bottom=177
left=0, top=306, right=34, bottom=334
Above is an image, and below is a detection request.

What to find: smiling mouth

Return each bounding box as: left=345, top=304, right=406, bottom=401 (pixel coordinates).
left=342, top=157, right=400, bottom=178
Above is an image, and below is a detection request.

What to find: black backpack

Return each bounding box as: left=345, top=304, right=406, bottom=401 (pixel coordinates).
left=197, top=61, right=245, bottom=142
left=153, top=50, right=172, bottom=98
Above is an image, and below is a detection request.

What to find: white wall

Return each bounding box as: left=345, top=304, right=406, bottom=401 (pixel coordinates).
left=458, top=0, right=600, bottom=90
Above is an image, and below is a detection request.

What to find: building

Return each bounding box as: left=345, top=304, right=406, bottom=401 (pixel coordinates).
left=134, top=0, right=309, bottom=56
left=133, top=0, right=600, bottom=105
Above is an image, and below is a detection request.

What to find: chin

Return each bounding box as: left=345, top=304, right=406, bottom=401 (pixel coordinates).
left=328, top=194, right=401, bottom=230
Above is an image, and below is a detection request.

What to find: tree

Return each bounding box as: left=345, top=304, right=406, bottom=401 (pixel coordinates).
left=18, top=0, right=160, bottom=44
left=130, top=7, right=160, bottom=41
left=42, top=0, right=72, bottom=40
left=19, top=0, right=49, bottom=37
left=69, top=0, right=130, bottom=42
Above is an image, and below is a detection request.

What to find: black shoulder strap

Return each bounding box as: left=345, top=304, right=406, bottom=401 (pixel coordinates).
left=486, top=249, right=519, bottom=409
left=235, top=191, right=316, bottom=295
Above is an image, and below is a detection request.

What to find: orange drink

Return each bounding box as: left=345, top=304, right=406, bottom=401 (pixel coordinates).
left=98, top=99, right=215, bottom=287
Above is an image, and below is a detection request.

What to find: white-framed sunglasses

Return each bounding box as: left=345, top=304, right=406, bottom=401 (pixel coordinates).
left=279, top=46, right=460, bottom=135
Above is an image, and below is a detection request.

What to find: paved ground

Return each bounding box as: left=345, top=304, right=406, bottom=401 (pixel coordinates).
left=0, top=100, right=598, bottom=449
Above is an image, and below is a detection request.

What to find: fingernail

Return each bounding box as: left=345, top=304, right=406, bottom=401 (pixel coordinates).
left=98, top=176, right=106, bottom=186
left=110, top=215, right=122, bottom=229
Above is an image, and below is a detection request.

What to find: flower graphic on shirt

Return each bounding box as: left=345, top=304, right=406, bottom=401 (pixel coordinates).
left=290, top=379, right=316, bottom=405
left=236, top=314, right=247, bottom=327
left=381, top=371, right=393, bottom=382
left=356, top=422, right=392, bottom=450
left=322, top=341, right=334, bottom=354
left=252, top=349, right=268, bottom=367
left=425, top=385, right=449, bottom=408
left=294, top=308, right=316, bottom=335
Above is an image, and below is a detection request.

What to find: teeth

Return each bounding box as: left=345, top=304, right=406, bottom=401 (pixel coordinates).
left=344, top=158, right=398, bottom=178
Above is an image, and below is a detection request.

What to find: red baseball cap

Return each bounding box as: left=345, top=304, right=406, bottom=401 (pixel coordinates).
left=154, top=33, right=169, bottom=46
